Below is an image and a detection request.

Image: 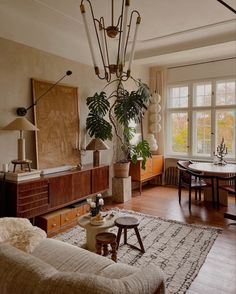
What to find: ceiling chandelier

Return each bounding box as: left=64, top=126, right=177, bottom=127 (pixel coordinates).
left=80, top=0, right=141, bottom=82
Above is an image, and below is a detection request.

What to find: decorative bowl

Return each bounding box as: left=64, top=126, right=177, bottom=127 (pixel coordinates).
left=90, top=218, right=105, bottom=226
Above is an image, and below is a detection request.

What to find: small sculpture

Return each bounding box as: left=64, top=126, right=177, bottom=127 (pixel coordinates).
left=214, top=137, right=228, bottom=165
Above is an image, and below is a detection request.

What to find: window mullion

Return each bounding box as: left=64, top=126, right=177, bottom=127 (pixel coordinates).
left=188, top=83, right=193, bottom=157
left=211, top=80, right=216, bottom=157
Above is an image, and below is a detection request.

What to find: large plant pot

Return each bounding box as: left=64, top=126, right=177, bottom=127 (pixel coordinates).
left=113, top=162, right=130, bottom=178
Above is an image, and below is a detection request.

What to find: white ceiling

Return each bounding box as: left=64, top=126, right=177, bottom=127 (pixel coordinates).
left=0, top=0, right=235, bottom=68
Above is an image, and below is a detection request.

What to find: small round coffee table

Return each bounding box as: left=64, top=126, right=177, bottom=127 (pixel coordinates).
left=77, top=213, right=116, bottom=252
left=115, top=216, right=145, bottom=253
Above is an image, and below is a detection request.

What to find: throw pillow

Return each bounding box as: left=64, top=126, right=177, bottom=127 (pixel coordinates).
left=3, top=226, right=46, bottom=253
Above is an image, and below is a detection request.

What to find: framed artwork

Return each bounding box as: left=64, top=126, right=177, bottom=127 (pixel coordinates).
left=32, top=79, right=80, bottom=169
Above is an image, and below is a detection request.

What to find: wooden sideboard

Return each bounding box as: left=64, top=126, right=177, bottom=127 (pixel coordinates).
left=129, top=155, right=164, bottom=194
left=1, top=165, right=109, bottom=219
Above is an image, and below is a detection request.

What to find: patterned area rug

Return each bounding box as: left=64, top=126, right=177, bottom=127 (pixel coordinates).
left=54, top=209, right=221, bottom=294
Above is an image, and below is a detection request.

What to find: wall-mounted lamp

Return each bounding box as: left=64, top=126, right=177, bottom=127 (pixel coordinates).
left=16, top=70, right=72, bottom=116
left=216, top=0, right=236, bottom=14
left=86, top=138, right=109, bottom=166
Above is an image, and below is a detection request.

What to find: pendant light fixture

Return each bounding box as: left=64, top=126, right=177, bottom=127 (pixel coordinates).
left=80, top=0, right=141, bottom=82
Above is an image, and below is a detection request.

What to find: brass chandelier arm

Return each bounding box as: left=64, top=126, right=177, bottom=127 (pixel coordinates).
left=116, top=0, right=127, bottom=77
left=99, top=17, right=110, bottom=81
left=125, top=10, right=141, bottom=77
left=124, top=10, right=141, bottom=58
left=111, top=0, right=114, bottom=26
left=81, top=0, right=106, bottom=80
left=96, top=17, right=110, bottom=81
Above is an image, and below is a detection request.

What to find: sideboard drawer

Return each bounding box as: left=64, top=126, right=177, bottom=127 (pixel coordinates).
left=35, top=211, right=61, bottom=235
left=47, top=215, right=61, bottom=232
left=60, top=208, right=77, bottom=226
left=35, top=203, right=89, bottom=236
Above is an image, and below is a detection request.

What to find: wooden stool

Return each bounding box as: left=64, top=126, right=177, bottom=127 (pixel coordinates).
left=11, top=159, right=32, bottom=172
left=115, top=216, right=145, bottom=253
left=96, top=232, right=117, bottom=262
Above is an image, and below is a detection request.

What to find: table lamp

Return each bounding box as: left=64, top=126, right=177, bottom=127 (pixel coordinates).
left=86, top=138, right=109, bottom=167
left=2, top=117, right=39, bottom=164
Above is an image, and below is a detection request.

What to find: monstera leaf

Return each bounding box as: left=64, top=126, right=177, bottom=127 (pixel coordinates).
left=86, top=92, right=110, bottom=116
left=114, top=89, right=148, bottom=125
left=86, top=92, right=112, bottom=141
left=86, top=113, right=112, bottom=141
left=131, top=140, right=152, bottom=169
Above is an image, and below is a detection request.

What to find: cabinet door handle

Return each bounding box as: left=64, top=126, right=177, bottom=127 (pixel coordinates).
left=52, top=223, right=57, bottom=227
left=65, top=217, right=69, bottom=221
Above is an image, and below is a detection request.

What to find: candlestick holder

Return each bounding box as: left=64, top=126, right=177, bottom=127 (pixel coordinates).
left=73, top=146, right=86, bottom=170
left=214, top=138, right=227, bottom=166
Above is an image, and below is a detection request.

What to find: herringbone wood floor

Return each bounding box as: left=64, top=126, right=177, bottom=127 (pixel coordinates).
left=105, top=185, right=236, bottom=294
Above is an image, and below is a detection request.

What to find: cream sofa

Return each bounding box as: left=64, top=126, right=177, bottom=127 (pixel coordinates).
left=0, top=218, right=165, bottom=294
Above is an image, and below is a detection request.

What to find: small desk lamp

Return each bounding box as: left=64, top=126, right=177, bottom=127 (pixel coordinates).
left=86, top=138, right=109, bottom=167
left=2, top=117, right=39, bottom=171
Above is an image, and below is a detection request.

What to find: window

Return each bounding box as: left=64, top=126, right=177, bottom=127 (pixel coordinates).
left=166, top=78, right=236, bottom=160
left=170, top=112, right=188, bottom=154
left=168, top=86, right=188, bottom=108
left=193, top=110, right=211, bottom=156
left=193, top=82, right=211, bottom=107
left=216, top=110, right=235, bottom=157
left=216, top=80, right=235, bottom=106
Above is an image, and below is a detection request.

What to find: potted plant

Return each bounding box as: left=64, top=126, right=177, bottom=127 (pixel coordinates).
left=86, top=78, right=151, bottom=177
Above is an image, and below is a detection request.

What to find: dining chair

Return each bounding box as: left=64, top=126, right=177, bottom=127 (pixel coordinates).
left=177, top=161, right=215, bottom=212
left=177, top=160, right=199, bottom=203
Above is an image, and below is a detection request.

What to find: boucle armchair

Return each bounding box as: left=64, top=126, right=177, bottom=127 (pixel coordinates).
left=0, top=218, right=165, bottom=294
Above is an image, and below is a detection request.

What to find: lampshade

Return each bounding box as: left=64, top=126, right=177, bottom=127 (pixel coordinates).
left=2, top=117, right=38, bottom=131
left=86, top=138, right=109, bottom=151
left=86, top=138, right=109, bottom=167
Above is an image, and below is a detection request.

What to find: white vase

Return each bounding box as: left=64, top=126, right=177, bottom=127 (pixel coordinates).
left=146, top=133, right=158, bottom=151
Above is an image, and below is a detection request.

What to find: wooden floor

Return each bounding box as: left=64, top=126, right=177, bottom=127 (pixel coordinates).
left=105, top=184, right=236, bottom=294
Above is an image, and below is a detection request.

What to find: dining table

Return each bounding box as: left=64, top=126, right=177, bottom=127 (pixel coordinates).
left=188, top=162, right=236, bottom=206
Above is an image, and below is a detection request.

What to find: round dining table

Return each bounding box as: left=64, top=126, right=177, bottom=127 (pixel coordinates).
left=189, top=162, right=236, bottom=206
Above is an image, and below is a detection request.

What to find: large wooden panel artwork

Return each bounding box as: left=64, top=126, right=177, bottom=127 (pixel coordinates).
left=32, top=79, right=80, bottom=169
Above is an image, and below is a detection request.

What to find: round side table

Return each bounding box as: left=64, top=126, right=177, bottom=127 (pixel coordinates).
left=77, top=213, right=116, bottom=252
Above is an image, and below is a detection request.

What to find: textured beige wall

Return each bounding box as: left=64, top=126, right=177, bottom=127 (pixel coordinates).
left=0, top=37, right=149, bottom=192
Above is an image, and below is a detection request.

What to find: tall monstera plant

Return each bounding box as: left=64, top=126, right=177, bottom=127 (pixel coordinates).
left=86, top=79, right=151, bottom=169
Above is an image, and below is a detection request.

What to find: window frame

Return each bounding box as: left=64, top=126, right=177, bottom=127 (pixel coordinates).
left=166, top=76, right=236, bottom=162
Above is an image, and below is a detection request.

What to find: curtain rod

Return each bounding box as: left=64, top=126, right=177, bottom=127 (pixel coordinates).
left=168, top=56, right=236, bottom=70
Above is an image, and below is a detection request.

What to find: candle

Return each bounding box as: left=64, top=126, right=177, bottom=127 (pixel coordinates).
left=83, top=129, right=87, bottom=149
left=75, top=132, right=78, bottom=149
left=81, top=129, right=87, bottom=150
left=78, top=129, right=81, bottom=150
left=2, top=163, right=8, bottom=172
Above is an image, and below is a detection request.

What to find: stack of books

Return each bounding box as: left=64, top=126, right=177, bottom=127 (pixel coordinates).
left=5, top=169, right=41, bottom=182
